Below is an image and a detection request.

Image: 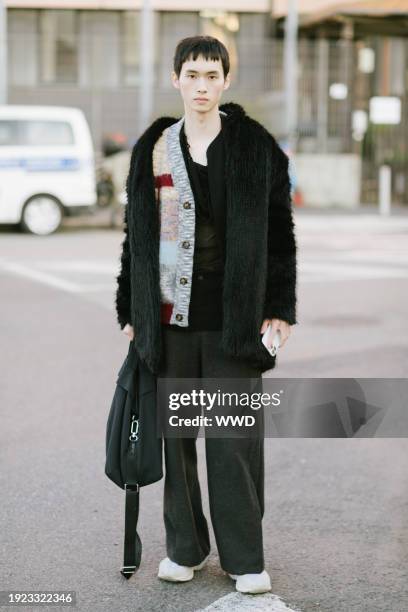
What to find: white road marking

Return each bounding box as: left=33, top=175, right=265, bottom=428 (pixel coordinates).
left=1, top=252, right=407, bottom=296
left=296, top=215, right=408, bottom=233
left=0, top=261, right=83, bottom=292
left=194, top=591, right=302, bottom=611
left=327, top=251, right=408, bottom=264
left=31, top=260, right=118, bottom=273
left=0, top=260, right=118, bottom=293
left=78, top=284, right=117, bottom=291
left=300, top=261, right=408, bottom=281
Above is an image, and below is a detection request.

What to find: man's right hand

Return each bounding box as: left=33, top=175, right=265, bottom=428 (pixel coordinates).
left=123, top=323, right=135, bottom=340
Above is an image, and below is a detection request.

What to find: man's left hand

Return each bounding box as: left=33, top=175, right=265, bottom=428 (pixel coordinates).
left=260, top=318, right=291, bottom=349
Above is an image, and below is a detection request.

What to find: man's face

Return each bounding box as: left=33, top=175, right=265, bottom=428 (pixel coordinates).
left=172, top=54, right=230, bottom=113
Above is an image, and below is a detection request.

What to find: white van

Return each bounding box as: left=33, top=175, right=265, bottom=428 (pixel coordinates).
left=0, top=105, right=97, bottom=235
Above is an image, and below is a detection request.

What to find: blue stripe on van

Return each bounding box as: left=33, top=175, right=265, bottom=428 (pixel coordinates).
left=0, top=157, right=81, bottom=171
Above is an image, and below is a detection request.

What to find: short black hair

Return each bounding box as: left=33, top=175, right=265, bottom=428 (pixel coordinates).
left=173, top=36, right=230, bottom=79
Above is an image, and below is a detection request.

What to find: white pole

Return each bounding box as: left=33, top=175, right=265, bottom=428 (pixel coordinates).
left=139, top=0, right=154, bottom=137
left=379, top=164, right=391, bottom=216
left=283, top=0, right=298, bottom=151
left=0, top=0, right=7, bottom=104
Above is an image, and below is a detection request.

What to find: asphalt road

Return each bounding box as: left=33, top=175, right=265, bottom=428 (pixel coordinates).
left=1, top=213, right=407, bottom=612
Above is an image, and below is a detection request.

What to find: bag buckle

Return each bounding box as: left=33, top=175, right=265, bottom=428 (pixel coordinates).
left=120, top=565, right=137, bottom=578
left=124, top=483, right=139, bottom=492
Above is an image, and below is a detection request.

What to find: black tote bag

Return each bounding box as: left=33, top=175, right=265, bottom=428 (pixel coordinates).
left=105, top=341, right=163, bottom=578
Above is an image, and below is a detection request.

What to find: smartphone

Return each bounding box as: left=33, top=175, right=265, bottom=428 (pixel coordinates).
left=261, top=324, right=281, bottom=357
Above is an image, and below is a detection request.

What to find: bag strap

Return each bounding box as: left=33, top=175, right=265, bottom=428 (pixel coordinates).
left=120, top=483, right=142, bottom=579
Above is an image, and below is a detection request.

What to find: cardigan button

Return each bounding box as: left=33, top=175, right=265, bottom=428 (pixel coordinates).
left=180, top=277, right=188, bottom=285
left=175, top=313, right=183, bottom=321
left=183, top=201, right=191, bottom=209
left=182, top=241, right=190, bottom=249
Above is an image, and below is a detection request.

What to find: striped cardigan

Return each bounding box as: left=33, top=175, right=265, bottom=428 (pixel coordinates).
left=152, top=111, right=227, bottom=327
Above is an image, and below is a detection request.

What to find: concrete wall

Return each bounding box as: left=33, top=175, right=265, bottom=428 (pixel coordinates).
left=293, top=153, right=361, bottom=208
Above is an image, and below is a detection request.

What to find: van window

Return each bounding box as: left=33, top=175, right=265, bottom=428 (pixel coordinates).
left=0, top=120, right=75, bottom=146
left=0, top=121, right=18, bottom=145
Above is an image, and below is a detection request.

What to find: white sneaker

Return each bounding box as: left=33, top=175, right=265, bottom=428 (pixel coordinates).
left=158, top=554, right=210, bottom=582
left=228, top=569, right=272, bottom=593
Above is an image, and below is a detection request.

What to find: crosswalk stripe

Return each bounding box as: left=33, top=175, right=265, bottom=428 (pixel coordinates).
left=31, top=260, right=118, bottom=273
left=300, top=261, right=408, bottom=280
left=1, top=256, right=407, bottom=294
left=0, top=261, right=83, bottom=292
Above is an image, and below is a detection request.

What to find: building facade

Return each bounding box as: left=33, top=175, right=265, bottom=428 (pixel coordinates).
left=4, top=1, right=408, bottom=206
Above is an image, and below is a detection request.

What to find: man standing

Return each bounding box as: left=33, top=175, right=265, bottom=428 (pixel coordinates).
left=115, top=35, right=297, bottom=594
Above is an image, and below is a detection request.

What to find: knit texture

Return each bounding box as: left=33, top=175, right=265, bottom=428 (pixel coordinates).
left=152, top=111, right=227, bottom=326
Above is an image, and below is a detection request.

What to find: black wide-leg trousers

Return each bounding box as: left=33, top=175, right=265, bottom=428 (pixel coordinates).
left=157, top=325, right=265, bottom=574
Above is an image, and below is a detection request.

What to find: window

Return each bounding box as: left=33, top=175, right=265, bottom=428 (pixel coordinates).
left=40, top=10, right=78, bottom=83
left=0, top=121, right=19, bottom=146
left=121, top=11, right=160, bottom=86
left=0, top=120, right=74, bottom=146
left=122, top=11, right=141, bottom=86
left=78, top=11, right=120, bottom=87
left=7, top=10, right=38, bottom=86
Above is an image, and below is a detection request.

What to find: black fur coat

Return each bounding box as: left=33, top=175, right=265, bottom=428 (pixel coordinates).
left=115, top=101, right=298, bottom=374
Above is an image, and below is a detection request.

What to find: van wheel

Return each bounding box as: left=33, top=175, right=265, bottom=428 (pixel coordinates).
left=21, top=195, right=63, bottom=236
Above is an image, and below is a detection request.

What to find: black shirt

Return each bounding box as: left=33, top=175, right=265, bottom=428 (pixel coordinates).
left=180, top=122, right=224, bottom=274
